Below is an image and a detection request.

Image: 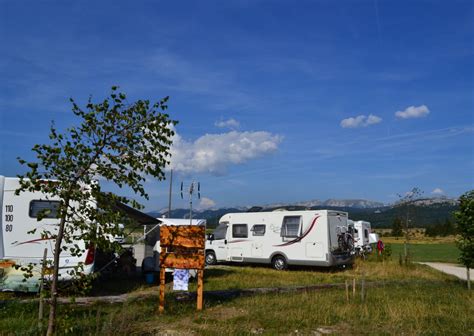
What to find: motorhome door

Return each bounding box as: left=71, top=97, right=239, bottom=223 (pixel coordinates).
left=228, top=223, right=250, bottom=262
left=210, top=223, right=228, bottom=261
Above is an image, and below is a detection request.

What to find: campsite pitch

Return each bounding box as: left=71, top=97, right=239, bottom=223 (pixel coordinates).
left=0, top=260, right=472, bottom=335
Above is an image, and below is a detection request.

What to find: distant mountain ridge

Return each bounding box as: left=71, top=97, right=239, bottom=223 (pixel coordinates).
left=395, top=197, right=458, bottom=207
left=284, top=199, right=385, bottom=209
left=146, top=197, right=458, bottom=228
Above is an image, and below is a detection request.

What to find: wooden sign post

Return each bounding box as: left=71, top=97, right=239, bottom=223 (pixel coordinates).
left=158, top=225, right=206, bottom=313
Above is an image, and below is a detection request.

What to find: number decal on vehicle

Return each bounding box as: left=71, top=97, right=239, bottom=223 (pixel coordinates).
left=4, top=205, right=14, bottom=232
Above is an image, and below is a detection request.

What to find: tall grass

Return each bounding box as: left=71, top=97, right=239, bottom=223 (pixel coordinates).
left=0, top=261, right=471, bottom=335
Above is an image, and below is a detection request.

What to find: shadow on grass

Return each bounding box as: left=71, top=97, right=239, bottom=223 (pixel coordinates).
left=212, top=261, right=351, bottom=273
left=89, top=266, right=237, bottom=297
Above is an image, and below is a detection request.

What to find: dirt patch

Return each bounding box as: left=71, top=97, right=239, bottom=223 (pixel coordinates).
left=204, top=305, right=247, bottom=321
left=154, top=328, right=196, bottom=336
left=309, top=322, right=352, bottom=335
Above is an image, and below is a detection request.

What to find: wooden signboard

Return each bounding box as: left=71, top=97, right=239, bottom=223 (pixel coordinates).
left=158, top=225, right=205, bottom=313
left=159, top=252, right=204, bottom=269
left=160, top=225, right=205, bottom=250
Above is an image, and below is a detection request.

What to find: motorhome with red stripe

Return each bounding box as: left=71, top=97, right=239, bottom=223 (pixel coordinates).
left=205, top=210, right=354, bottom=270
left=0, top=176, right=95, bottom=292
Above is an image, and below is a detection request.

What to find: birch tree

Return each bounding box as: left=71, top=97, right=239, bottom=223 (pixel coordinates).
left=16, top=86, right=177, bottom=335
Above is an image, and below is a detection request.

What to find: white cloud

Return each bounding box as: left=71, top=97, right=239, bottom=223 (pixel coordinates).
left=215, top=118, right=240, bottom=129
left=340, top=114, right=382, bottom=128
left=395, top=105, right=430, bottom=119
left=168, top=128, right=283, bottom=175
left=432, top=188, right=444, bottom=195
left=366, top=114, right=382, bottom=125
left=198, top=197, right=216, bottom=210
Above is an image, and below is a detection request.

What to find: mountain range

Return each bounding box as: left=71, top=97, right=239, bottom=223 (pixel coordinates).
left=147, top=197, right=458, bottom=229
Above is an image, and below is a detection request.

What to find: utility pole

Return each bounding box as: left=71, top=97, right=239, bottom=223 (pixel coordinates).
left=189, top=182, right=193, bottom=225
left=167, top=169, right=173, bottom=218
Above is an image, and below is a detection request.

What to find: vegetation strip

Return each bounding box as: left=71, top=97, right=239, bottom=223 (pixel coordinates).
left=5, top=279, right=418, bottom=306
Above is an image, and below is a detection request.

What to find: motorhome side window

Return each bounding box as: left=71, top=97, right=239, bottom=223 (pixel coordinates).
left=251, top=224, right=266, bottom=236
left=232, top=224, right=248, bottom=238
left=281, top=216, right=301, bottom=238
left=364, top=229, right=369, bottom=239
left=29, top=200, right=60, bottom=218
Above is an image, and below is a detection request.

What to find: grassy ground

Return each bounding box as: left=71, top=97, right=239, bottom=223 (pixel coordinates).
left=387, top=242, right=460, bottom=263
left=1, top=260, right=472, bottom=335
left=372, top=232, right=460, bottom=263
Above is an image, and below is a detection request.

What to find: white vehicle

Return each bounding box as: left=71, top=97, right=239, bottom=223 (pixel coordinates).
left=0, top=176, right=95, bottom=292
left=369, top=232, right=380, bottom=245
left=205, top=210, right=354, bottom=270
left=348, top=220, right=373, bottom=255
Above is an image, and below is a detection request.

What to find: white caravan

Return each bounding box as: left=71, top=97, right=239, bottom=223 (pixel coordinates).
left=348, top=220, right=373, bottom=254
left=205, top=210, right=354, bottom=270
left=0, top=176, right=96, bottom=292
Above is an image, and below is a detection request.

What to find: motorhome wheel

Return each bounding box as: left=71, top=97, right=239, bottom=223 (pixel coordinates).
left=271, top=255, right=287, bottom=270
left=205, top=251, right=217, bottom=265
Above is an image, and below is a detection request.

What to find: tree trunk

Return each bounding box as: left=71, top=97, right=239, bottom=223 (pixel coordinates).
left=467, top=267, right=471, bottom=291
left=38, top=248, right=48, bottom=329
left=46, top=200, right=69, bottom=336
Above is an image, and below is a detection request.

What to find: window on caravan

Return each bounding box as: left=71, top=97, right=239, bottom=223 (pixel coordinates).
left=251, top=224, right=266, bottom=236
left=29, top=200, right=60, bottom=218
left=281, top=216, right=301, bottom=238
left=232, top=224, right=248, bottom=238
left=213, top=223, right=228, bottom=240
left=364, top=229, right=369, bottom=239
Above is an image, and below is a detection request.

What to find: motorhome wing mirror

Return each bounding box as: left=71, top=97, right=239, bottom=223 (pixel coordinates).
left=207, top=233, right=215, bottom=241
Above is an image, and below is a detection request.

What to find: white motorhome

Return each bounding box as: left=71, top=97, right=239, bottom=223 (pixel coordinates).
left=205, top=210, right=354, bottom=270
left=0, top=176, right=95, bottom=292
left=348, top=220, right=373, bottom=254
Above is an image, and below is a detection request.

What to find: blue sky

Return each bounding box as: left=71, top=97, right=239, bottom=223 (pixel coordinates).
left=1, top=1, right=473, bottom=210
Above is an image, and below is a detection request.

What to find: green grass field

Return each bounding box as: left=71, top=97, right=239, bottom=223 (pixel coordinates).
left=1, top=260, right=472, bottom=335
left=388, top=243, right=460, bottom=263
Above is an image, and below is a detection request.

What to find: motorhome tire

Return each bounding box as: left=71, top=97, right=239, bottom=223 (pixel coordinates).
left=205, top=251, right=217, bottom=265
left=271, top=255, right=287, bottom=270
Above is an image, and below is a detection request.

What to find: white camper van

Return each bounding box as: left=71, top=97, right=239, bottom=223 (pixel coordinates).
left=205, top=210, right=354, bottom=270
left=0, top=176, right=96, bottom=292
left=348, top=220, right=376, bottom=255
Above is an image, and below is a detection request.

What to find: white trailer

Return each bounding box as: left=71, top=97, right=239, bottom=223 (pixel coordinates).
left=205, top=210, right=354, bottom=270
left=348, top=220, right=373, bottom=254
left=0, top=176, right=95, bottom=292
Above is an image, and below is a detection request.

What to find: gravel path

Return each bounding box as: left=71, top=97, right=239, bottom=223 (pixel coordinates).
left=419, top=262, right=473, bottom=281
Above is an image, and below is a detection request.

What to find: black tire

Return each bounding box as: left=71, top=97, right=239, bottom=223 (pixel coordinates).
left=271, top=255, right=287, bottom=270
left=205, top=251, right=217, bottom=266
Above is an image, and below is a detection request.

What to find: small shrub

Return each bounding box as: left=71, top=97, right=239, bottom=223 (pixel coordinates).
left=382, top=244, right=392, bottom=260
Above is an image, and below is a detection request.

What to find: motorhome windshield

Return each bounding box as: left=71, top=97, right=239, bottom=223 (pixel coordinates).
left=213, top=223, right=227, bottom=240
